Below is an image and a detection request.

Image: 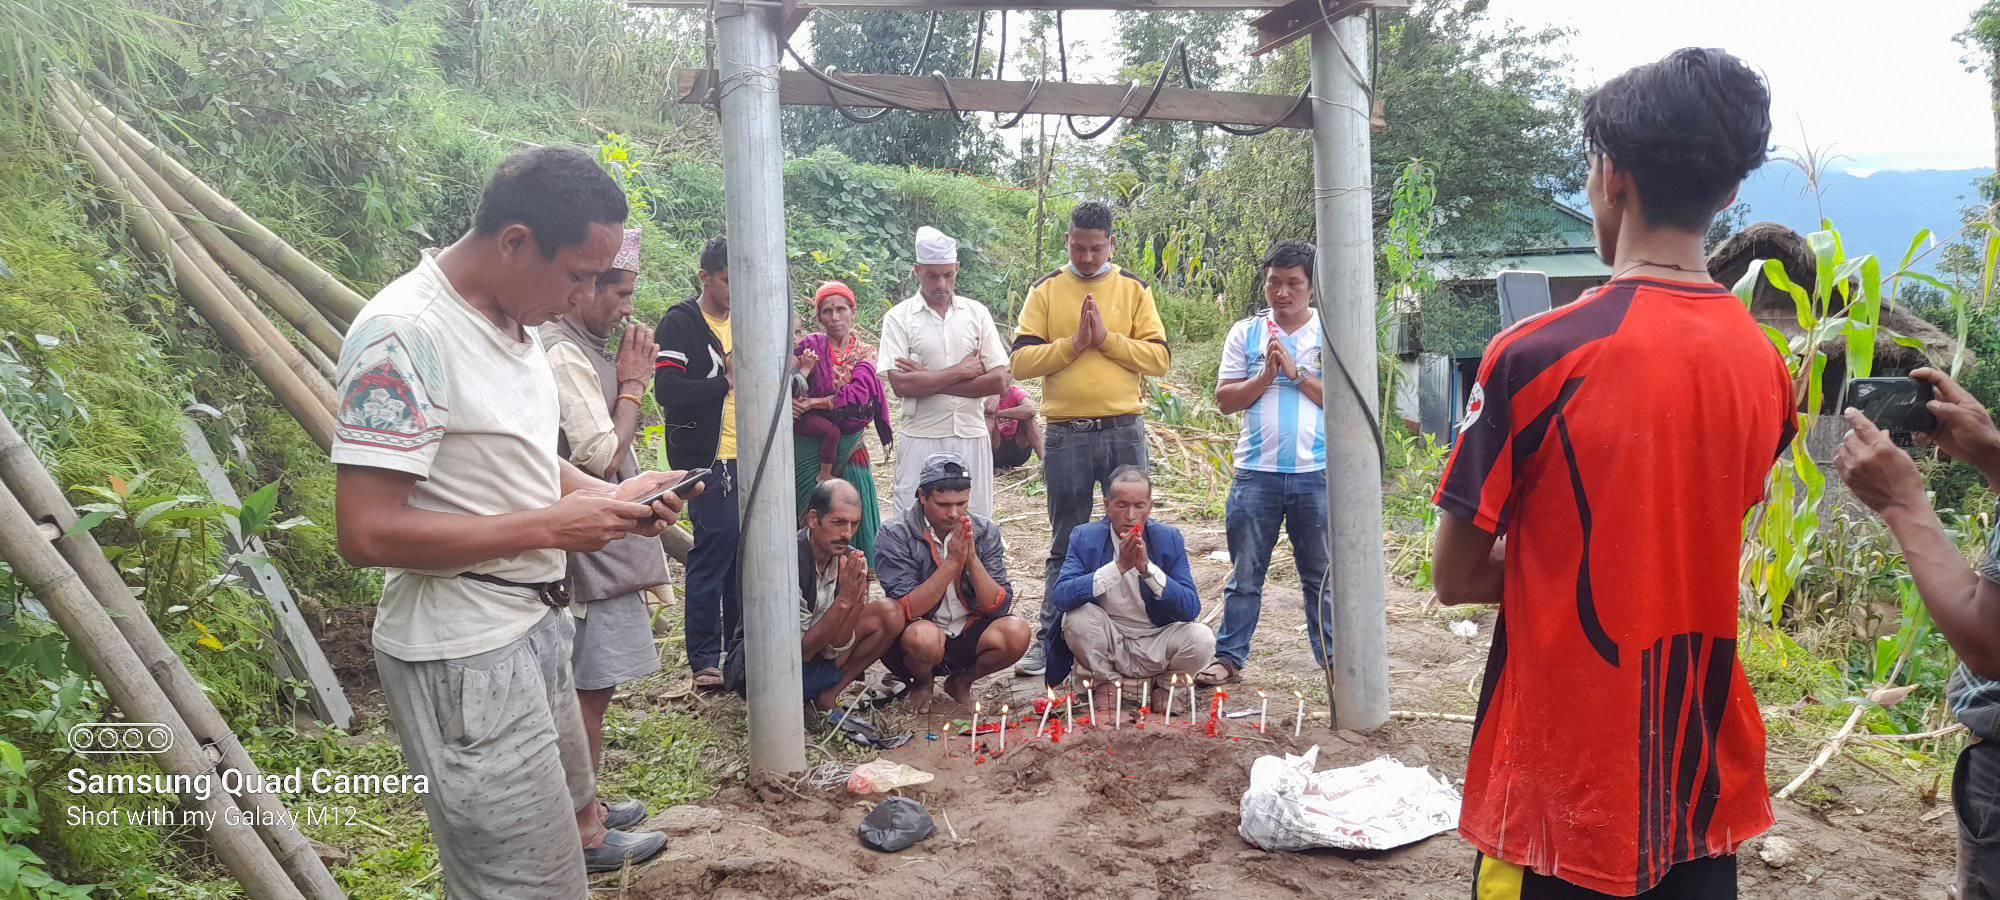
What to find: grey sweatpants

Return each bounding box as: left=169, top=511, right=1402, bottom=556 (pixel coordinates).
left=376, top=610, right=597, bottom=899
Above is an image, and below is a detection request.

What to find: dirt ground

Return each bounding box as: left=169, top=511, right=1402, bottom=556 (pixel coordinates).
left=607, top=465, right=1962, bottom=900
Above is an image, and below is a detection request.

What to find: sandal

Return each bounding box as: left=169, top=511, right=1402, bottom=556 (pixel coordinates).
left=1194, top=660, right=1240, bottom=688
left=691, top=667, right=724, bottom=692
left=864, top=678, right=911, bottom=710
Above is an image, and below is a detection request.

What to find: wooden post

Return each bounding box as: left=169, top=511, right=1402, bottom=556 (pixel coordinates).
left=1310, top=14, right=1389, bottom=731
left=177, top=418, right=353, bottom=730
left=0, top=489, right=305, bottom=900
left=713, top=0, right=807, bottom=774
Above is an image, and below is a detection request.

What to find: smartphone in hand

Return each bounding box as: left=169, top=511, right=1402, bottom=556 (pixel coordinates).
left=629, top=468, right=713, bottom=510
left=1844, top=377, right=1937, bottom=434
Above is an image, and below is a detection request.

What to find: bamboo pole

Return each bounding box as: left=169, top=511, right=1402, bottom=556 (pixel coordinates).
left=62, top=81, right=367, bottom=327
left=66, top=85, right=345, bottom=360
left=74, top=108, right=345, bottom=359
left=0, top=489, right=304, bottom=900
left=49, top=90, right=338, bottom=450
left=61, top=92, right=338, bottom=416
left=0, top=413, right=345, bottom=900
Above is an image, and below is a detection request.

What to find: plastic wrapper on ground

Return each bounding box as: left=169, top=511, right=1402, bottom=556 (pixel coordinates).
left=1238, top=748, right=1462, bottom=852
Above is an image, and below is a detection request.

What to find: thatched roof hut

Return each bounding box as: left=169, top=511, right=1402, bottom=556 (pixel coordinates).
left=1709, top=222, right=1971, bottom=463
left=1708, top=221, right=1968, bottom=378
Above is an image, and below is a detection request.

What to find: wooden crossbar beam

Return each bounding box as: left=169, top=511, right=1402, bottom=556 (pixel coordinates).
left=1252, top=0, right=1406, bottom=55
left=633, top=1, right=1294, bottom=9
left=676, top=69, right=1311, bottom=128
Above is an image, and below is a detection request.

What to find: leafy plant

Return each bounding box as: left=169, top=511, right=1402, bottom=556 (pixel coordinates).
left=0, top=740, right=95, bottom=899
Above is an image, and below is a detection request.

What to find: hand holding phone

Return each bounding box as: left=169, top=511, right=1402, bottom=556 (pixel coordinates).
left=628, top=468, right=711, bottom=508
left=1843, top=377, right=1937, bottom=434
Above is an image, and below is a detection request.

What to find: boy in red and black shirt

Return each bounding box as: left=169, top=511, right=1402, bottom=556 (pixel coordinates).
left=1432, top=49, right=1789, bottom=898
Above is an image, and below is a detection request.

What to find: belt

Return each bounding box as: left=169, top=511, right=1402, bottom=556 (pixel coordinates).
left=1051, top=414, right=1140, bottom=432
left=459, top=572, right=571, bottom=609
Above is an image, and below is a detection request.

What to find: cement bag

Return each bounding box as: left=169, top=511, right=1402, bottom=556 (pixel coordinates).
left=1238, top=748, right=1461, bottom=852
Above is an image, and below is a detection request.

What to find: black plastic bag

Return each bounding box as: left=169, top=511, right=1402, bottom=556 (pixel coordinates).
left=856, top=797, right=934, bottom=853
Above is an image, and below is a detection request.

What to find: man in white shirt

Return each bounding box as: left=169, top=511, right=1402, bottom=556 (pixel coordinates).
left=334, top=147, right=689, bottom=895
left=878, top=226, right=1010, bottom=520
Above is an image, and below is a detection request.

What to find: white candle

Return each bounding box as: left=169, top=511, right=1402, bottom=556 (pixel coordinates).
left=1185, top=676, right=1198, bottom=720
left=1065, top=691, right=1074, bottom=730
left=1164, top=674, right=1178, bottom=725
left=999, top=705, right=1010, bottom=753
left=1084, top=680, right=1097, bottom=726
left=1258, top=690, right=1269, bottom=733
left=1293, top=691, right=1305, bottom=737
left=1143, top=679, right=1152, bottom=714
left=1114, top=680, right=1123, bottom=730
left=1037, top=688, right=1054, bottom=737
left=970, top=702, right=981, bottom=756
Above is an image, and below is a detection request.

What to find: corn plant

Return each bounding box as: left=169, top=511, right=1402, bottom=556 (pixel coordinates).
left=1738, top=222, right=1998, bottom=626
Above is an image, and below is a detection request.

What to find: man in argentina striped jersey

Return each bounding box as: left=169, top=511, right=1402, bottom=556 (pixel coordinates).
left=1198, top=240, right=1331, bottom=688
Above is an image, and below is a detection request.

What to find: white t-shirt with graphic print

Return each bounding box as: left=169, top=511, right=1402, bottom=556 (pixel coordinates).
left=331, top=251, right=564, bottom=662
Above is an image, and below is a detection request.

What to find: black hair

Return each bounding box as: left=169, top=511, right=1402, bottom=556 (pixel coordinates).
left=472, top=146, right=628, bottom=259
left=1102, top=464, right=1152, bottom=498
left=699, top=237, right=729, bottom=275
left=1582, top=48, right=1770, bottom=232
left=1069, top=201, right=1113, bottom=235
left=596, top=268, right=635, bottom=288
left=806, top=479, right=859, bottom=518
left=1261, top=241, right=1315, bottom=284
left=919, top=477, right=973, bottom=498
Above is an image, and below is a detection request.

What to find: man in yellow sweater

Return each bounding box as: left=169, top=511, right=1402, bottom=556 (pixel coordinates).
left=1008, top=201, right=1170, bottom=676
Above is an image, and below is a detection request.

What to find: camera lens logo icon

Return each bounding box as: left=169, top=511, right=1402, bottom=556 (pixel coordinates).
left=67, top=723, right=173, bottom=755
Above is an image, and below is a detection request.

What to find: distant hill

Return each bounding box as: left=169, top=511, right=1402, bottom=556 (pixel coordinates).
left=1730, top=166, right=1992, bottom=273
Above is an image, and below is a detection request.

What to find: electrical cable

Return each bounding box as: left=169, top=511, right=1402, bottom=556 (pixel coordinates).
left=1213, top=88, right=1310, bottom=137
left=994, top=10, right=1007, bottom=81
left=970, top=11, right=987, bottom=79
left=990, top=77, right=1043, bottom=129
left=1055, top=11, right=1069, bottom=82
left=908, top=11, right=938, bottom=77
left=931, top=72, right=966, bottom=122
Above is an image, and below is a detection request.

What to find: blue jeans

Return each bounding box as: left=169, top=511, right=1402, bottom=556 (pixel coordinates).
left=684, top=460, right=740, bottom=673
left=1214, top=468, right=1330, bottom=671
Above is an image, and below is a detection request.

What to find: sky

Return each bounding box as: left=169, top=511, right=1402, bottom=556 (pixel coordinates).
left=1483, top=0, right=1997, bottom=174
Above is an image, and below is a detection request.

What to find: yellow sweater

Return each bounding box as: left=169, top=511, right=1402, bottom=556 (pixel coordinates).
left=1009, top=265, right=1170, bottom=421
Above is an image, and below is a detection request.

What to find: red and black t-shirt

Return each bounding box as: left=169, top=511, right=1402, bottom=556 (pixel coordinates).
left=1434, top=277, right=1793, bottom=895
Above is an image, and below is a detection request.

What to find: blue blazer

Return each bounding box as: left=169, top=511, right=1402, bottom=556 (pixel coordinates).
left=1043, top=519, right=1200, bottom=687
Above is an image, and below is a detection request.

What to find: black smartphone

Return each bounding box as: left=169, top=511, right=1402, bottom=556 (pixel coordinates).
left=1844, top=377, right=1937, bottom=434
left=629, top=468, right=712, bottom=508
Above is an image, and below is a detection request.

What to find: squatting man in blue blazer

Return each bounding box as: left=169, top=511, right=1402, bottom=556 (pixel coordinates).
left=1042, top=465, right=1216, bottom=716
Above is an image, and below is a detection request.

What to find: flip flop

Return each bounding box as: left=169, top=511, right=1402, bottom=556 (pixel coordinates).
left=1194, top=660, right=1240, bottom=688
left=864, top=678, right=911, bottom=710
left=692, top=667, right=724, bottom=692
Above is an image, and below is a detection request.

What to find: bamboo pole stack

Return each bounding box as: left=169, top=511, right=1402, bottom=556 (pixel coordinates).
left=47, top=78, right=697, bottom=569
left=47, top=80, right=346, bottom=451
left=0, top=411, right=342, bottom=900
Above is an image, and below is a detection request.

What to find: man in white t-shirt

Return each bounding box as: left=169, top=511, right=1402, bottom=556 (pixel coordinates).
left=333, top=147, right=692, bottom=897
left=878, top=226, right=1011, bottom=520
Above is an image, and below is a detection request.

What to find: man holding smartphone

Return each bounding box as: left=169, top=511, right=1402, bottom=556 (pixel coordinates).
left=1836, top=367, right=2000, bottom=899
left=542, top=226, right=671, bottom=830
left=334, top=147, right=693, bottom=895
